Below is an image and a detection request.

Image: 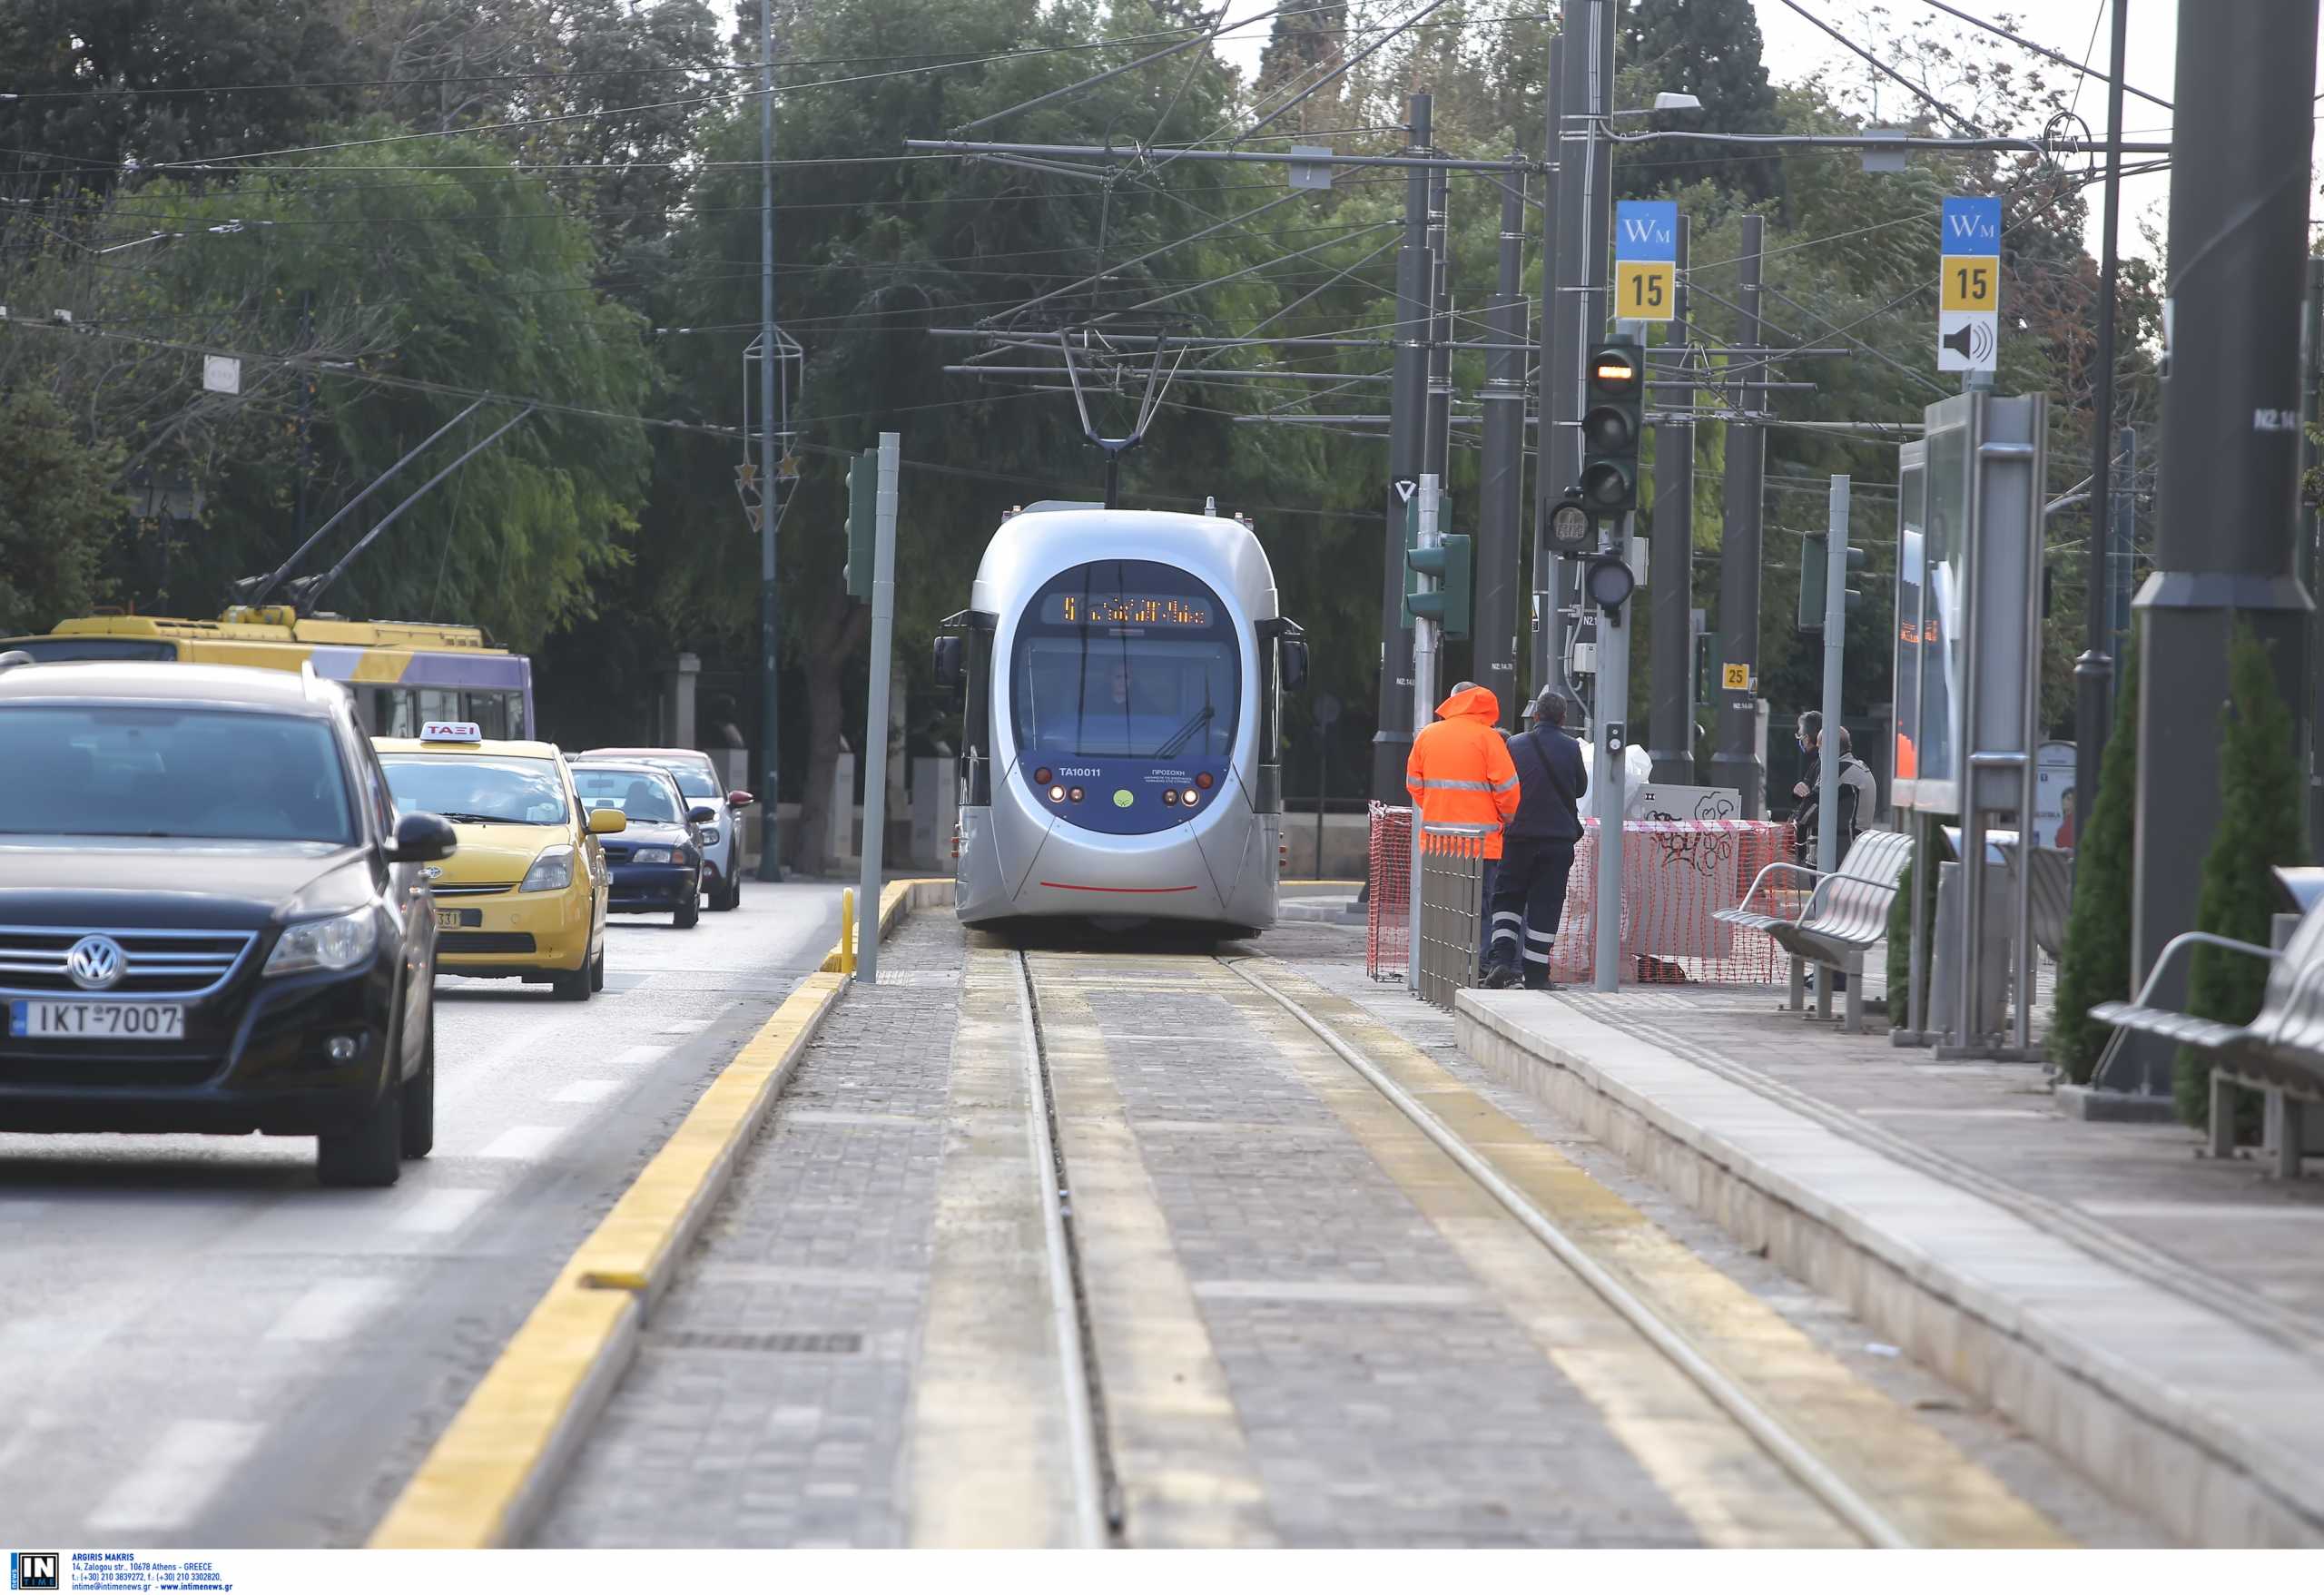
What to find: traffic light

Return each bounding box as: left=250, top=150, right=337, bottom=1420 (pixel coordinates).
left=1578, top=339, right=1643, bottom=519
left=1797, top=531, right=1868, bottom=631
left=1547, top=488, right=1597, bottom=556
left=1404, top=533, right=1473, bottom=639
left=842, top=448, right=877, bottom=601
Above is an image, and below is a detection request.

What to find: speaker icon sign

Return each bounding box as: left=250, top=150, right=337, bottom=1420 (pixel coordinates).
left=1936, top=310, right=1997, bottom=373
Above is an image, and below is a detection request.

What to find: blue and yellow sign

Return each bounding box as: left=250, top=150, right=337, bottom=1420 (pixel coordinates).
left=1613, top=200, right=1679, bottom=323
left=1937, top=196, right=2001, bottom=372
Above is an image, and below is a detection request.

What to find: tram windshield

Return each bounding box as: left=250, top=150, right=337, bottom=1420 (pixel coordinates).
left=1010, top=559, right=1238, bottom=762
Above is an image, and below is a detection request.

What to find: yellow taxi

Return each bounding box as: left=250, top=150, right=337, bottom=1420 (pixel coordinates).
left=373, top=720, right=623, bottom=1000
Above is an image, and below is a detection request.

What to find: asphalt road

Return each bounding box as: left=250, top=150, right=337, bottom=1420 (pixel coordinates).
left=0, top=880, right=841, bottom=1547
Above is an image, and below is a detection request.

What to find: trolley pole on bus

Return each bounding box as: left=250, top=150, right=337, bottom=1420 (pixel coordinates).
left=855, top=433, right=900, bottom=982
left=1406, top=473, right=1441, bottom=991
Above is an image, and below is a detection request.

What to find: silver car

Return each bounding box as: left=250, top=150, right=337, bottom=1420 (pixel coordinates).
left=577, top=748, right=756, bottom=911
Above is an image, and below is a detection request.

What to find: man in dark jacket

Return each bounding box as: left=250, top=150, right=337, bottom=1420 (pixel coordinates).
left=1482, top=688, right=1589, bottom=989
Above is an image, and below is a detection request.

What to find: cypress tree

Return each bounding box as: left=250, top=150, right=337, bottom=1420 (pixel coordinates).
left=2175, top=627, right=2307, bottom=1127
left=1885, top=822, right=1952, bottom=1007
left=2049, top=642, right=2141, bottom=1083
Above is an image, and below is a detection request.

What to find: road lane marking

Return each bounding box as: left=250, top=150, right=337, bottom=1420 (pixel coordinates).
left=478, top=1125, right=566, bottom=1160
left=551, top=1080, right=624, bottom=1105
left=655, top=1020, right=711, bottom=1036
left=613, top=1045, right=670, bottom=1065
left=783, top=1108, right=932, bottom=1127
left=267, top=1278, right=397, bottom=1344
left=393, top=1186, right=494, bottom=1234
left=85, top=1419, right=264, bottom=1533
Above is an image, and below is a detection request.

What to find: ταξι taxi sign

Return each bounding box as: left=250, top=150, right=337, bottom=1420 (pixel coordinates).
left=421, top=720, right=483, bottom=743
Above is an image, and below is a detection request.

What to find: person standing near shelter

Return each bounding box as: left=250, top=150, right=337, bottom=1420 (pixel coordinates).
left=1482, top=688, right=1589, bottom=989
left=1405, top=682, right=1521, bottom=972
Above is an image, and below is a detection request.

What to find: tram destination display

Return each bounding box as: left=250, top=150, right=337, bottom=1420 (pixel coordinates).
left=1043, top=593, right=1215, bottom=626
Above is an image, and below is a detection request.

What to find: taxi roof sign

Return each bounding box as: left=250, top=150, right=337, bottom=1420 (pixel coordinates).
left=421, top=720, right=483, bottom=743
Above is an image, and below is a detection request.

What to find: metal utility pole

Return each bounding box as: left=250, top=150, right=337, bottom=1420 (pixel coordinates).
left=1406, top=473, right=1443, bottom=989
left=1478, top=164, right=1527, bottom=725
left=1531, top=31, right=1571, bottom=711
left=754, top=0, right=785, bottom=882
left=1372, top=93, right=1433, bottom=802
left=855, top=433, right=899, bottom=981
left=1648, top=218, right=1695, bottom=781
left=1426, top=162, right=1453, bottom=485
left=2073, top=0, right=2131, bottom=815
left=2122, top=0, right=2319, bottom=1094
left=2309, top=260, right=2324, bottom=845
left=1816, top=477, right=1848, bottom=873
left=1710, top=213, right=1767, bottom=814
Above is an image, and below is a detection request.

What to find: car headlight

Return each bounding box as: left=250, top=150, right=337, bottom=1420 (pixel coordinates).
left=631, top=846, right=675, bottom=864
left=697, top=828, right=720, bottom=847
left=265, top=906, right=379, bottom=975
left=521, top=845, right=575, bottom=892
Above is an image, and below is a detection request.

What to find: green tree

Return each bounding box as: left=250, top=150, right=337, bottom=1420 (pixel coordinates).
left=2176, top=629, right=2307, bottom=1127
left=2048, top=642, right=2139, bottom=1083
left=1618, top=0, right=1782, bottom=200
left=0, top=390, right=127, bottom=635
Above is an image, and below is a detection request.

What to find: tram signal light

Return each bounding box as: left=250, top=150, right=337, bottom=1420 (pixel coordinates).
left=1403, top=532, right=1472, bottom=639
left=1797, top=532, right=1868, bottom=632
left=1548, top=490, right=1597, bottom=556
left=1579, top=339, right=1643, bottom=518
left=842, top=448, right=877, bottom=601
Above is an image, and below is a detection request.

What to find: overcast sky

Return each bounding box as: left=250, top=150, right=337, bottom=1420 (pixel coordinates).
left=1202, top=1, right=2324, bottom=264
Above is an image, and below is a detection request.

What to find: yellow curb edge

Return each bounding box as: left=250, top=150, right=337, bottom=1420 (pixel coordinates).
left=369, top=878, right=950, bottom=1549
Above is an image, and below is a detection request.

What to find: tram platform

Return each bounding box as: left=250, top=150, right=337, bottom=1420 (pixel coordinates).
left=1456, top=978, right=2324, bottom=1548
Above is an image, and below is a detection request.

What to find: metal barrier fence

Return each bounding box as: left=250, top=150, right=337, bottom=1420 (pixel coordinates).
left=1365, top=802, right=1412, bottom=980
left=1415, top=823, right=1492, bottom=1009
left=1547, top=818, right=1797, bottom=986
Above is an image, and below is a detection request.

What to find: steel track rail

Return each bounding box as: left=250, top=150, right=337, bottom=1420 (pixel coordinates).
left=1217, top=955, right=1918, bottom=1551
left=1010, top=950, right=1122, bottom=1546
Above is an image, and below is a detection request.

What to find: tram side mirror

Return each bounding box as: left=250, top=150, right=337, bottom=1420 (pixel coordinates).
left=932, top=635, right=964, bottom=690
left=1279, top=637, right=1309, bottom=692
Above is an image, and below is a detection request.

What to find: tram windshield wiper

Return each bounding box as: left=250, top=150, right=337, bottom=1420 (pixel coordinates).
left=1152, top=702, right=1214, bottom=760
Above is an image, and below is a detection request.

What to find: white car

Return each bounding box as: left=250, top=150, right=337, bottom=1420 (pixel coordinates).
left=576, top=747, right=755, bottom=911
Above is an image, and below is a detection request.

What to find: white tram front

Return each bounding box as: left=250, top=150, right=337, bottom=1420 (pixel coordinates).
left=935, top=505, right=1306, bottom=934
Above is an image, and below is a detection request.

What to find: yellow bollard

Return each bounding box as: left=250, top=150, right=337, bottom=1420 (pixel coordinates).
left=839, top=887, right=856, bottom=975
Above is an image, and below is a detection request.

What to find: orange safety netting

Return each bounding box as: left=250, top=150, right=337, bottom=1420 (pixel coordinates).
left=1366, top=801, right=1412, bottom=980
left=1542, top=818, right=1797, bottom=986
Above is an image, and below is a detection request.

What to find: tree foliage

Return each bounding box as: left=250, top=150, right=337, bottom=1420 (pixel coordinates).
left=0, top=389, right=126, bottom=635
left=2176, top=630, right=2306, bottom=1128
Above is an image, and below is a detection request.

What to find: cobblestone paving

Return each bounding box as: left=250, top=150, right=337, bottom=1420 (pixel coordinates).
left=535, top=913, right=963, bottom=1548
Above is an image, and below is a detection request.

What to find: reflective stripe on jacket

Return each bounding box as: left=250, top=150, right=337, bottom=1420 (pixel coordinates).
left=1404, top=684, right=1521, bottom=858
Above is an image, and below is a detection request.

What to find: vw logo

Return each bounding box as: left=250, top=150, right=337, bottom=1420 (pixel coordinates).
left=422, top=865, right=444, bottom=881
left=64, top=934, right=125, bottom=991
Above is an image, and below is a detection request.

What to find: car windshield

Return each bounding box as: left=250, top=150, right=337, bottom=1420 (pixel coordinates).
left=1010, top=560, right=1238, bottom=761
left=655, top=764, right=720, bottom=799
left=572, top=769, right=684, bottom=823
left=0, top=704, right=354, bottom=843
left=381, top=754, right=569, bottom=825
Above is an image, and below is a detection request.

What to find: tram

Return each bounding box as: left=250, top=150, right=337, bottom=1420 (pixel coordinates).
left=937, top=503, right=1306, bottom=934
left=0, top=608, right=535, bottom=737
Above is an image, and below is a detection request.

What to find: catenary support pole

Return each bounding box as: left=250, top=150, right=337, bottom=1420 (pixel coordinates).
left=1816, top=477, right=1848, bottom=874
left=1710, top=213, right=1768, bottom=816
left=1426, top=161, right=1453, bottom=487
left=1648, top=219, right=1695, bottom=781
left=2120, top=0, right=2319, bottom=1095
left=1407, top=474, right=1442, bottom=991
left=2309, top=260, right=2324, bottom=845
left=754, top=0, right=784, bottom=881
left=855, top=434, right=900, bottom=981
left=1531, top=32, right=1571, bottom=712
left=2073, top=0, right=2130, bottom=832
left=1478, top=163, right=1527, bottom=724
left=1372, top=94, right=1433, bottom=802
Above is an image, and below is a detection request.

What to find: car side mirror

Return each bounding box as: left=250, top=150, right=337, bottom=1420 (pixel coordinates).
left=587, top=807, right=628, bottom=835
left=727, top=790, right=756, bottom=808
left=1280, top=637, right=1309, bottom=692
left=932, top=635, right=964, bottom=689
left=389, top=811, right=458, bottom=864
left=688, top=805, right=717, bottom=826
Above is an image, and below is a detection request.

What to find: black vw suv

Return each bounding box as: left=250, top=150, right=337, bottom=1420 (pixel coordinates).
left=0, top=656, right=456, bottom=1186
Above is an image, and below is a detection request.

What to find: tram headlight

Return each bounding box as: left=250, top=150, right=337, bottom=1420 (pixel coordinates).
left=1034, top=767, right=1052, bottom=786
left=1163, top=789, right=1179, bottom=805
left=1195, top=772, right=1213, bottom=790
left=1049, top=784, right=1066, bottom=802
left=1068, top=787, right=1084, bottom=802
left=1183, top=789, right=1200, bottom=807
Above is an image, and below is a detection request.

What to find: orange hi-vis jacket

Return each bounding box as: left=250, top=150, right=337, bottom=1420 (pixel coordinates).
left=1404, top=684, right=1521, bottom=859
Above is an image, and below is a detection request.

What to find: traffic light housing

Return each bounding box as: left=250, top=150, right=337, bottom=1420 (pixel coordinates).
left=1797, top=532, right=1868, bottom=631
left=1578, top=339, right=1643, bottom=519
left=842, top=448, right=877, bottom=600
left=1547, top=489, right=1597, bottom=556
left=1404, top=533, right=1473, bottom=639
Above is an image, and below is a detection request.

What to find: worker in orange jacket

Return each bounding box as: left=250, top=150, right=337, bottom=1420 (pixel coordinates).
left=1406, top=681, right=1521, bottom=969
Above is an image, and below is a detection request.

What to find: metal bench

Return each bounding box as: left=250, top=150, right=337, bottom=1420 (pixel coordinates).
left=2091, top=866, right=2324, bottom=1176
left=1717, top=829, right=1914, bottom=1032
